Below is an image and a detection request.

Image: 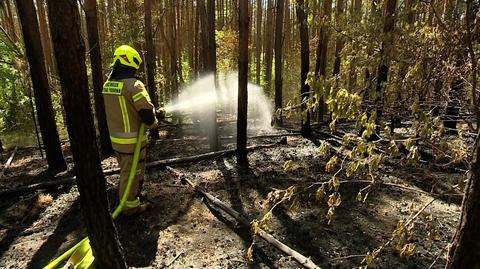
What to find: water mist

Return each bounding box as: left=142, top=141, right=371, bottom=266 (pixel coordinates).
left=164, top=72, right=274, bottom=134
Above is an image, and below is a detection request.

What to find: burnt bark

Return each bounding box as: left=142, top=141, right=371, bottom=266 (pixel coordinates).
left=15, top=0, right=67, bottom=173
left=46, top=0, right=126, bottom=268
left=296, top=0, right=311, bottom=135
left=85, top=0, right=113, bottom=155
left=237, top=0, right=249, bottom=166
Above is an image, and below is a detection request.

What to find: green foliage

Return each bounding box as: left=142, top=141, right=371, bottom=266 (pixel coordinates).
left=216, top=30, right=238, bottom=72
left=0, top=42, right=31, bottom=133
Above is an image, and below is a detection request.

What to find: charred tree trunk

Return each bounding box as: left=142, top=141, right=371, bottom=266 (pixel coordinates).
left=296, top=0, right=311, bottom=135
left=237, top=0, right=249, bottom=166
left=145, top=0, right=160, bottom=139
left=274, top=0, right=285, bottom=125
left=85, top=0, right=113, bottom=155
left=46, top=0, right=126, bottom=268
left=15, top=0, right=67, bottom=173
left=446, top=137, right=480, bottom=268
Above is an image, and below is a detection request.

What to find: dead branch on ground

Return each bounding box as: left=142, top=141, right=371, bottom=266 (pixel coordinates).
left=166, top=167, right=322, bottom=269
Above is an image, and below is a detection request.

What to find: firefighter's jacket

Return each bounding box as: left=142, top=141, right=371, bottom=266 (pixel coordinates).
left=103, top=78, right=155, bottom=153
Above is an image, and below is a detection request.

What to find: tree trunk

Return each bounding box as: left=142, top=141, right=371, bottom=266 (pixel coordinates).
left=274, top=0, right=285, bottom=124
left=144, top=0, right=160, bottom=140
left=46, top=0, right=126, bottom=268
left=332, top=0, right=345, bottom=83
left=296, top=0, right=311, bottom=135
left=15, top=0, right=67, bottom=173
left=348, top=0, right=362, bottom=91
left=169, top=0, right=179, bottom=98
left=255, top=0, right=262, bottom=85
left=198, top=0, right=207, bottom=73
left=446, top=137, right=480, bottom=268
left=34, top=0, right=54, bottom=75
left=237, top=0, right=249, bottom=166
left=206, top=0, right=219, bottom=151
left=314, top=0, right=332, bottom=123
left=374, top=0, right=397, bottom=135
left=85, top=0, right=113, bottom=156
left=264, top=0, right=274, bottom=95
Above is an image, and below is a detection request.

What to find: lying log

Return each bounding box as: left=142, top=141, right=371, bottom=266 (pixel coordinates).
left=0, top=146, right=18, bottom=181
left=166, top=167, right=321, bottom=269
left=156, top=132, right=302, bottom=143
left=0, top=177, right=76, bottom=197
left=0, top=140, right=286, bottom=197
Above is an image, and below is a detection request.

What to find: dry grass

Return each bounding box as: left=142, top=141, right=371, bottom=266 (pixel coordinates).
left=37, top=193, right=53, bottom=208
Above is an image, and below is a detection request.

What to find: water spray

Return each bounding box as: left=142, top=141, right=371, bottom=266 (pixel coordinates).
left=164, top=72, right=274, bottom=132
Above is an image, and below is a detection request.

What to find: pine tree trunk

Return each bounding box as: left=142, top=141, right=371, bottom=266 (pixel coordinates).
left=274, top=0, right=284, bottom=124
left=374, top=0, right=397, bottom=134
left=332, top=0, right=345, bottom=82
left=46, top=0, right=126, bottom=268
left=264, top=0, right=274, bottom=95
left=169, top=0, right=179, bottom=98
left=145, top=0, right=160, bottom=139
left=255, top=0, right=262, bottom=85
left=85, top=0, right=113, bottom=155
left=237, top=0, right=249, bottom=166
left=296, top=0, right=311, bottom=135
left=206, top=0, right=219, bottom=151
left=348, top=0, right=362, bottom=91
left=314, top=0, right=332, bottom=122
left=446, top=137, right=480, bottom=268
left=34, top=0, right=54, bottom=75
left=15, top=0, right=67, bottom=173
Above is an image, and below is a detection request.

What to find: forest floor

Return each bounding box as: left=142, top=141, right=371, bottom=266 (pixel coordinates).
left=0, top=119, right=466, bottom=269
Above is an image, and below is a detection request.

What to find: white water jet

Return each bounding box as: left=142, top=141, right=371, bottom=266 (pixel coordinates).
left=164, top=72, right=274, bottom=133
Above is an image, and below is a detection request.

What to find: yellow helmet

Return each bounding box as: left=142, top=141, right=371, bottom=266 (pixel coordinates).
left=112, top=45, right=142, bottom=69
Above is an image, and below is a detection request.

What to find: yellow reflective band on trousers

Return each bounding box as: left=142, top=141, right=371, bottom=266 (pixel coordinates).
left=118, top=96, right=130, bottom=132
left=110, top=134, right=147, bottom=144
left=43, top=124, right=146, bottom=269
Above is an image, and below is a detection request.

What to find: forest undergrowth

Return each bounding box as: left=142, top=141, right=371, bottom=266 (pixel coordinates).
left=0, top=119, right=467, bottom=269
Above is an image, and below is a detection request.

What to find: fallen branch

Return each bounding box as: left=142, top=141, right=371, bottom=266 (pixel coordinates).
left=166, top=167, right=321, bottom=269
left=0, top=141, right=286, bottom=197
left=155, top=132, right=301, bottom=143
left=0, top=146, right=18, bottom=181
left=142, top=140, right=285, bottom=171
left=0, top=177, right=76, bottom=197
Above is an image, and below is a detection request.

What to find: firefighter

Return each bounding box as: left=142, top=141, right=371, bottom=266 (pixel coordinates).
left=103, top=45, right=157, bottom=216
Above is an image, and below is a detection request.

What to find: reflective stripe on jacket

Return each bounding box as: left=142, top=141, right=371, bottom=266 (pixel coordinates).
left=102, top=78, right=154, bottom=153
